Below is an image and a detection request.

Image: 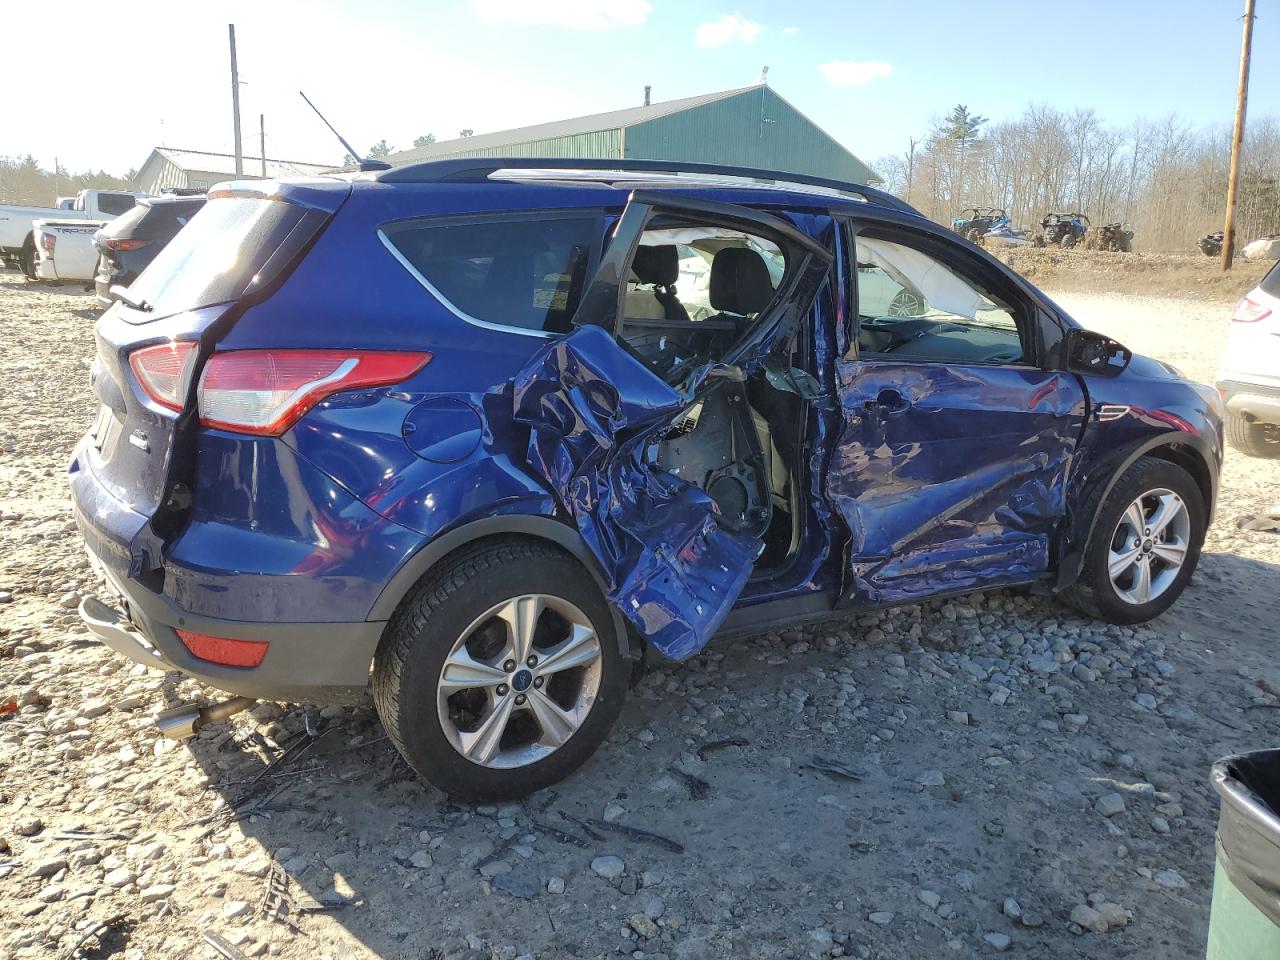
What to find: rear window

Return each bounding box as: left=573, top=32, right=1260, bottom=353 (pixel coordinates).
left=1263, top=261, right=1280, bottom=299
left=98, top=193, right=137, bottom=217
left=381, top=213, right=599, bottom=333
left=102, top=204, right=147, bottom=238
left=123, top=197, right=311, bottom=320
left=134, top=200, right=206, bottom=238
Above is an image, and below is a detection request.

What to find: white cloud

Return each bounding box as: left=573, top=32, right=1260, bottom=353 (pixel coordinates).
left=818, top=59, right=893, bottom=86
left=695, top=13, right=762, bottom=48
left=472, top=0, right=652, bottom=31
left=783, top=25, right=799, bottom=35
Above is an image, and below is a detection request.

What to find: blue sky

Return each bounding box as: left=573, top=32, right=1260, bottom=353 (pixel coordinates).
left=4, top=0, right=1276, bottom=175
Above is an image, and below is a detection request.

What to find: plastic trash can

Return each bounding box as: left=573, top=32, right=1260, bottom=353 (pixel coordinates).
left=1207, top=749, right=1280, bottom=959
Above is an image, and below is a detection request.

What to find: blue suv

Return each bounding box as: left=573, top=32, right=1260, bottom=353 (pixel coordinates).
left=70, top=159, right=1222, bottom=800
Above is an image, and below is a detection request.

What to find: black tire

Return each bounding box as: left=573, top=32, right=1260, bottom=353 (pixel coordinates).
left=1062, top=457, right=1206, bottom=625
left=1061, top=233, right=1077, bottom=250
left=372, top=538, right=628, bottom=802
left=20, top=239, right=39, bottom=281
left=1227, top=413, right=1280, bottom=459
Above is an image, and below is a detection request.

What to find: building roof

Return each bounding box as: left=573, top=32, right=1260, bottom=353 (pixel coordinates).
left=150, top=147, right=336, bottom=179
left=387, top=86, right=759, bottom=165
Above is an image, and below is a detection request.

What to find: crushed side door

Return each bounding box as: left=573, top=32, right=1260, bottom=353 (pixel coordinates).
left=514, top=193, right=832, bottom=660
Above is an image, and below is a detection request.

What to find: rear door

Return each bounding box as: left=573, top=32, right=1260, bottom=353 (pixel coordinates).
left=828, top=219, right=1085, bottom=605
left=71, top=183, right=347, bottom=580
left=514, top=191, right=831, bottom=659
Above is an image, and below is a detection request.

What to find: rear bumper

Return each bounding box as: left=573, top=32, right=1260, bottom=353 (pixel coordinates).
left=34, top=260, right=59, bottom=281
left=78, top=550, right=380, bottom=704
left=1217, top=378, right=1280, bottom=427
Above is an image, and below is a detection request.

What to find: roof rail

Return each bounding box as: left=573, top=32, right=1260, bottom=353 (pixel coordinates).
left=377, top=157, right=919, bottom=214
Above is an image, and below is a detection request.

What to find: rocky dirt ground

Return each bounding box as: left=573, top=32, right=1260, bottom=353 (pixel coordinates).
left=1, top=266, right=1278, bottom=960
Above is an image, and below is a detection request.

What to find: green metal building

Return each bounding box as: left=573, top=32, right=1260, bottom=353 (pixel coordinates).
left=386, top=84, right=879, bottom=185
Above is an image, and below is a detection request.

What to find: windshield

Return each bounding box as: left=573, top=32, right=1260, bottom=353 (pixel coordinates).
left=123, top=197, right=310, bottom=321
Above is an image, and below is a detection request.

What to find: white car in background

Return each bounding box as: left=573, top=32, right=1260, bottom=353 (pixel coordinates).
left=1217, top=260, right=1280, bottom=458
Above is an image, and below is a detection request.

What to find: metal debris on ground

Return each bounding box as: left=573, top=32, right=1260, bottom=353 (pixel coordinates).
left=1237, top=511, right=1280, bottom=535
left=575, top=817, right=685, bottom=854
left=800, top=756, right=863, bottom=782
left=697, top=737, right=750, bottom=759
left=62, top=914, right=127, bottom=959
left=259, top=860, right=304, bottom=933
left=201, top=930, right=249, bottom=960
left=667, top=765, right=711, bottom=799
left=531, top=819, right=591, bottom=848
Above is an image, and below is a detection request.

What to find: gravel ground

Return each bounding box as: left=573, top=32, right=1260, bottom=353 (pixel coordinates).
left=1, top=271, right=1278, bottom=960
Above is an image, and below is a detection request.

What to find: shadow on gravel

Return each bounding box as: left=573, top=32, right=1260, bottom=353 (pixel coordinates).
left=149, top=556, right=1280, bottom=958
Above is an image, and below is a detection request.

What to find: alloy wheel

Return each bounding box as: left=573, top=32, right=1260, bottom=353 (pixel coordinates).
left=436, top=594, right=602, bottom=769
left=1107, top=487, right=1191, bottom=605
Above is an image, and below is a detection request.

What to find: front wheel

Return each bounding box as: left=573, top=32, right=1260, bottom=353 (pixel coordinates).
left=372, top=539, right=628, bottom=801
left=1062, top=458, right=1205, bottom=624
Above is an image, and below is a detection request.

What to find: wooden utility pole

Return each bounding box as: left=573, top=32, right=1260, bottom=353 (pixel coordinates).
left=229, top=24, right=243, bottom=177
left=905, top=137, right=917, bottom=204
left=260, top=114, right=267, bottom=178
left=1222, top=0, right=1256, bottom=271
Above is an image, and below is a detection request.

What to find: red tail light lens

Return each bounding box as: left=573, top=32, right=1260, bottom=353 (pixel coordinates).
left=1232, top=295, right=1271, bottom=323
left=39, top=233, right=55, bottom=253
left=198, top=349, right=431, bottom=436
left=129, top=342, right=197, bottom=411
left=177, top=629, right=268, bottom=668
left=105, top=238, right=149, bottom=251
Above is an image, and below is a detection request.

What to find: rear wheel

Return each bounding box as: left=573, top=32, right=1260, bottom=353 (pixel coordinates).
left=1063, top=458, right=1205, bottom=624
left=372, top=539, right=628, bottom=801
left=20, top=240, right=39, bottom=280
left=1227, top=413, right=1280, bottom=459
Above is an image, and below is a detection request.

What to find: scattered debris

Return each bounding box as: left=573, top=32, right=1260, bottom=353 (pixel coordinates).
left=259, top=860, right=304, bottom=933
left=800, top=756, right=863, bottom=782
left=667, top=765, right=711, bottom=799
left=62, top=914, right=127, bottom=960
left=201, top=930, right=249, bottom=960
left=574, top=817, right=684, bottom=854
left=696, top=737, right=749, bottom=759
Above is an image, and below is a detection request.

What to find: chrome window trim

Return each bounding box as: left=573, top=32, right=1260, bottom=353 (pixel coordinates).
left=377, top=228, right=556, bottom=340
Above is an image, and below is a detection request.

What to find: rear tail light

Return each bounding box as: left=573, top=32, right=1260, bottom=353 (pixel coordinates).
left=39, top=233, right=55, bottom=253
left=197, top=349, right=431, bottom=436
left=177, top=629, right=268, bottom=668
left=129, top=342, right=197, bottom=411
left=1232, top=295, right=1271, bottom=323
left=104, top=238, right=149, bottom=251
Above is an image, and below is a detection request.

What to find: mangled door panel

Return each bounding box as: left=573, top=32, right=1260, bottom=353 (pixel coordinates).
left=827, top=360, right=1085, bottom=604
left=514, top=192, right=833, bottom=659
left=513, top=325, right=760, bottom=659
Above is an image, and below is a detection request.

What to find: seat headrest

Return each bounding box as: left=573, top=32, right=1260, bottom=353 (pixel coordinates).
left=631, top=244, right=680, bottom=286
left=710, top=247, right=774, bottom=315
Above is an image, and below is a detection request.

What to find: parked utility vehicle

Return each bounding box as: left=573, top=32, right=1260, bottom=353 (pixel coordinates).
left=0, top=189, right=143, bottom=277
left=70, top=159, right=1222, bottom=801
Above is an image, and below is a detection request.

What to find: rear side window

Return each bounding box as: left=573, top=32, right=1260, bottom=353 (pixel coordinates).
left=123, top=196, right=312, bottom=321
left=1262, top=261, right=1280, bottom=299
left=381, top=213, right=599, bottom=333
left=102, top=204, right=147, bottom=238
left=98, top=193, right=137, bottom=217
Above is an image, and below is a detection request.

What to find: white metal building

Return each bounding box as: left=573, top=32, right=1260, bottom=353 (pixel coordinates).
left=133, top=148, right=335, bottom=194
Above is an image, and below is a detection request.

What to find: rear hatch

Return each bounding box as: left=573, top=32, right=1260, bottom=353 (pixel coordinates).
left=73, top=179, right=349, bottom=576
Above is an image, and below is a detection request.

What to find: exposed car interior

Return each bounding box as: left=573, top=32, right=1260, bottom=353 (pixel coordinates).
left=621, top=225, right=804, bottom=570
left=855, top=234, right=1026, bottom=365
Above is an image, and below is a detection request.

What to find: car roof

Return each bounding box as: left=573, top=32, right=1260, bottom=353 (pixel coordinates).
left=371, top=157, right=921, bottom=219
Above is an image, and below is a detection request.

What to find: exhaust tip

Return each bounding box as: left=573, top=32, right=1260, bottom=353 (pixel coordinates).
left=156, top=695, right=256, bottom=741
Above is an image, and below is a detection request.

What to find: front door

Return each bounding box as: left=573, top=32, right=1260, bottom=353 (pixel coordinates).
left=514, top=192, right=832, bottom=659
left=828, top=220, right=1085, bottom=605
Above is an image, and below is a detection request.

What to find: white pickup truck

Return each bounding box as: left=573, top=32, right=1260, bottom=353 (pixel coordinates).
left=31, top=219, right=106, bottom=285
left=0, top=189, right=145, bottom=277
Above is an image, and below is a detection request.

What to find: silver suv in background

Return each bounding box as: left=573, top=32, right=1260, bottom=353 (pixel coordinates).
left=1218, top=261, right=1280, bottom=459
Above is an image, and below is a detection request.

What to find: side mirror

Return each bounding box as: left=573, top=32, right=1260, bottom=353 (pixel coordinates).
left=1067, top=329, right=1131, bottom=377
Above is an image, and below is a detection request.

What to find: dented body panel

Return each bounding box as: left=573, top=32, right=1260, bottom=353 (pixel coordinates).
left=827, top=360, right=1087, bottom=604
left=513, top=325, right=757, bottom=660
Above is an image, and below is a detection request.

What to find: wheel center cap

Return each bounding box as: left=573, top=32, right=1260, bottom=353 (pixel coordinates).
left=1142, top=539, right=1153, bottom=553
left=512, top=669, right=533, bottom=692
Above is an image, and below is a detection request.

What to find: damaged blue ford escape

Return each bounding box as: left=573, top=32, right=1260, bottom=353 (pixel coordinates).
left=70, top=159, right=1222, bottom=800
